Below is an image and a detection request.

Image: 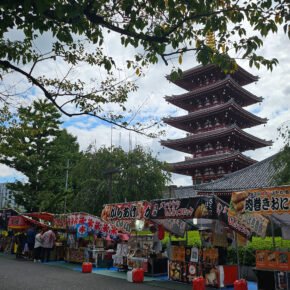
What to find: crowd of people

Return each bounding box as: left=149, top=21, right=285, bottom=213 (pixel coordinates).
left=14, top=227, right=56, bottom=263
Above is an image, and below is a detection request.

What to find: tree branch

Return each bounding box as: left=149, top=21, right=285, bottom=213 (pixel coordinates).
left=0, top=60, right=157, bottom=137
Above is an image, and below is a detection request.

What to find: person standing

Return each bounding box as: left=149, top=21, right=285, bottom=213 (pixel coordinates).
left=26, top=226, right=36, bottom=261
left=33, top=228, right=43, bottom=262
left=41, top=229, right=56, bottom=263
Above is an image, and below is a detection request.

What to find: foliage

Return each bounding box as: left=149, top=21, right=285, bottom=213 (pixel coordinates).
left=68, top=145, right=171, bottom=216
left=0, top=99, right=81, bottom=212
left=272, top=121, right=290, bottom=185
left=0, top=1, right=289, bottom=135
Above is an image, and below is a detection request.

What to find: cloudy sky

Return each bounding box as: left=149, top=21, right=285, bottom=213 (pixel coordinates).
left=0, top=23, right=289, bottom=187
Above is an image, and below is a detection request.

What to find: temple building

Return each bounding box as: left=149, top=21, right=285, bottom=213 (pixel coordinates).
left=161, top=64, right=272, bottom=185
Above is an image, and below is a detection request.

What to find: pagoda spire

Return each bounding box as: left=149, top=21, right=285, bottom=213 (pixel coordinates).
left=206, top=31, right=216, bottom=50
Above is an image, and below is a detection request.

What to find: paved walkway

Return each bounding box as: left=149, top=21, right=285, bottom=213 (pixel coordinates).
left=0, top=253, right=257, bottom=290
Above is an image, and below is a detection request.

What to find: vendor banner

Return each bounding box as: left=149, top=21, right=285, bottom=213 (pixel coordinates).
left=54, top=213, right=118, bottom=238
left=153, top=218, right=186, bottom=238
left=150, top=196, right=216, bottom=220
left=216, top=198, right=252, bottom=240
left=230, top=186, right=290, bottom=215
left=229, top=212, right=268, bottom=239
left=101, top=201, right=151, bottom=221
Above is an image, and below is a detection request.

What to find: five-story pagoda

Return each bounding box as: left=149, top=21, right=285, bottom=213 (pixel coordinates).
left=161, top=64, right=272, bottom=184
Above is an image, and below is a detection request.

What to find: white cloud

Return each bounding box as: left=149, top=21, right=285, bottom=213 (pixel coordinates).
left=1, top=21, right=289, bottom=187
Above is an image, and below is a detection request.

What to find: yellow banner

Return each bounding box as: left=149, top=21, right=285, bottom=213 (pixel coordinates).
left=230, top=186, right=290, bottom=215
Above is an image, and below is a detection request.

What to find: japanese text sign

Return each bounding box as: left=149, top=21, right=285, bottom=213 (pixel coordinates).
left=230, top=186, right=290, bottom=215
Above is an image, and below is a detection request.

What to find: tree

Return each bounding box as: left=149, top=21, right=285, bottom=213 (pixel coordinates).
left=69, top=145, right=171, bottom=216
left=0, top=1, right=288, bottom=135
left=272, top=121, right=290, bottom=185
left=0, top=99, right=80, bottom=212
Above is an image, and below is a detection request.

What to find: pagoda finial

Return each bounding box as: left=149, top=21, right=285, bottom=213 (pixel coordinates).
left=206, top=31, right=216, bottom=50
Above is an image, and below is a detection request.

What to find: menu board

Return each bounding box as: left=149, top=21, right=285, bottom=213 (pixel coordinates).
left=173, top=246, right=185, bottom=262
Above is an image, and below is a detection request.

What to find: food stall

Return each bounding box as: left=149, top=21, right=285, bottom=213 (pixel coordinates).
left=53, top=212, right=119, bottom=266
left=228, top=186, right=290, bottom=290
left=101, top=201, right=169, bottom=276
left=149, top=195, right=253, bottom=288
left=0, top=209, right=19, bottom=252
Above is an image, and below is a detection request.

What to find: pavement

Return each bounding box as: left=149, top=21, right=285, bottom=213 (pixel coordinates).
left=0, top=253, right=257, bottom=290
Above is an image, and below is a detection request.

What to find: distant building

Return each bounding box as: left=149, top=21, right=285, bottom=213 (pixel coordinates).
left=169, top=154, right=282, bottom=203
left=0, top=183, right=18, bottom=209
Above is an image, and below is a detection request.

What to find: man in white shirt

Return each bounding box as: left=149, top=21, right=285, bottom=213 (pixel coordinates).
left=41, top=229, right=56, bottom=263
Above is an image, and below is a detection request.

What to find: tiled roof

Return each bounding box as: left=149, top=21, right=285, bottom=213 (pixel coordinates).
left=163, top=99, right=267, bottom=125
left=161, top=125, right=272, bottom=148
left=173, top=154, right=280, bottom=197
left=165, top=75, right=262, bottom=103
left=166, top=64, right=258, bottom=82
left=171, top=151, right=256, bottom=169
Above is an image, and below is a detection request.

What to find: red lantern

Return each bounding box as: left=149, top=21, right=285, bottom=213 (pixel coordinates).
left=158, top=225, right=165, bottom=240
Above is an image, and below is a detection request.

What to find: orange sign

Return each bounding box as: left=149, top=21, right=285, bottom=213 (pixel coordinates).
left=231, top=186, right=290, bottom=215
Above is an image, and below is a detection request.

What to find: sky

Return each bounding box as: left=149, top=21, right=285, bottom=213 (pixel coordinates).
left=0, top=21, right=289, bottom=187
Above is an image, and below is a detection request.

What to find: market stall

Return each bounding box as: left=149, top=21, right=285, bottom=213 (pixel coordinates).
left=227, top=186, right=290, bottom=290
left=101, top=201, right=169, bottom=276
left=53, top=212, right=119, bottom=266
left=0, top=209, right=19, bottom=252
left=149, top=195, right=253, bottom=288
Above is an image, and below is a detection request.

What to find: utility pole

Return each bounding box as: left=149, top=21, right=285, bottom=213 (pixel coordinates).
left=64, top=159, right=69, bottom=214
left=103, top=168, right=120, bottom=203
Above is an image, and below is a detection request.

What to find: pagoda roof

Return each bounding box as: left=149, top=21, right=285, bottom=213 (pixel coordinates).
left=172, top=154, right=283, bottom=197
left=163, top=99, right=267, bottom=131
left=165, top=75, right=262, bottom=109
left=167, top=64, right=258, bottom=90
left=170, top=151, right=256, bottom=175
left=161, top=125, right=272, bottom=153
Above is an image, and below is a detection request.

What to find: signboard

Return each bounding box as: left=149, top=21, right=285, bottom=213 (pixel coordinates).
left=216, top=199, right=252, bottom=240
left=230, top=186, right=290, bottom=215
left=8, top=216, right=27, bottom=229
left=101, top=201, right=151, bottom=234
left=54, top=213, right=118, bottom=237
left=150, top=196, right=216, bottom=220
left=153, top=218, right=186, bottom=238
left=102, top=201, right=151, bottom=221
left=230, top=212, right=269, bottom=238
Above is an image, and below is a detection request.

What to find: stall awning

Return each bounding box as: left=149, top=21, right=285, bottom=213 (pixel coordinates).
left=8, top=215, right=49, bottom=230
left=26, top=212, right=54, bottom=222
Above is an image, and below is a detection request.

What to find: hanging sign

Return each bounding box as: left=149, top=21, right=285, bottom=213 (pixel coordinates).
left=216, top=199, right=252, bottom=240
left=150, top=196, right=216, bottom=219
left=153, top=218, right=186, bottom=238
left=101, top=201, right=150, bottom=221
left=76, top=223, right=88, bottom=238
left=229, top=212, right=269, bottom=239
left=101, top=201, right=151, bottom=233
left=230, top=186, right=290, bottom=215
